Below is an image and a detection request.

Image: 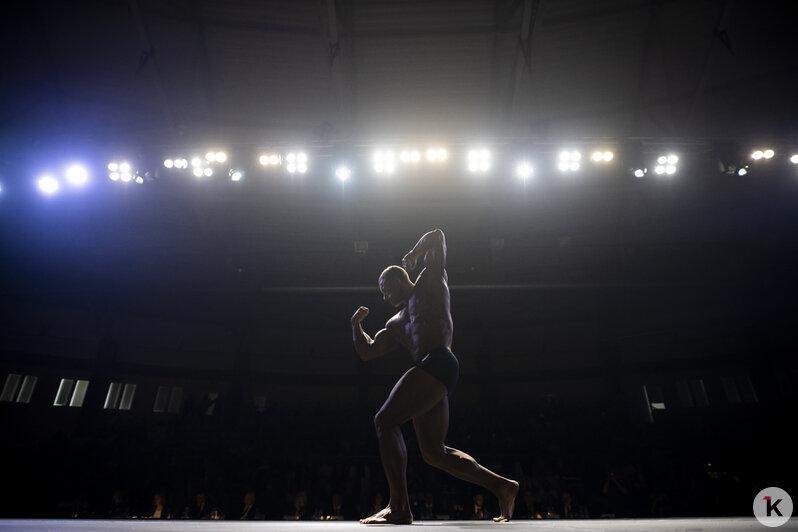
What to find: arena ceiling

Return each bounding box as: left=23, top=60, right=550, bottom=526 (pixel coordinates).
left=0, top=0, right=796, bottom=376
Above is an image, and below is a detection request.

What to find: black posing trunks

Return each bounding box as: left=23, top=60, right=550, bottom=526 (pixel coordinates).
left=415, top=347, right=459, bottom=395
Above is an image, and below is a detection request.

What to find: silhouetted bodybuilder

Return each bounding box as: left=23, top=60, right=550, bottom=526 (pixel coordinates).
left=351, top=228, right=518, bottom=524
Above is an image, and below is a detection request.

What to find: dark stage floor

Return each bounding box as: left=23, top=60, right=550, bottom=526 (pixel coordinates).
left=0, top=518, right=796, bottom=531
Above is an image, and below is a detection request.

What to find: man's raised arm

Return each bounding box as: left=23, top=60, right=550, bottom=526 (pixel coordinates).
left=402, top=228, right=446, bottom=275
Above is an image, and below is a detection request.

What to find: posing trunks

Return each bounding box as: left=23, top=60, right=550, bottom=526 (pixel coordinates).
left=415, top=347, right=459, bottom=395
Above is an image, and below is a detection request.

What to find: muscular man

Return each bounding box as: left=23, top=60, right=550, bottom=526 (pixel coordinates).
left=351, top=228, right=518, bottom=524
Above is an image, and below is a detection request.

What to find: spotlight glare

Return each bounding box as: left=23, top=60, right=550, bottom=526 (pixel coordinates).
left=466, top=149, right=490, bottom=173
left=230, top=170, right=243, bottom=182
left=215, top=152, right=227, bottom=163
left=287, top=163, right=297, bottom=174
left=107, top=162, right=118, bottom=172
left=400, top=151, right=410, bottom=163
left=109, top=172, right=120, bottom=181
left=259, top=155, right=268, bottom=166
left=667, top=154, right=679, bottom=165
left=297, top=163, right=307, bottom=174
left=751, top=150, right=764, bottom=160
left=657, top=156, right=667, bottom=165
left=634, top=169, right=645, bottom=178
left=164, top=159, right=174, bottom=169
left=335, top=166, right=351, bottom=182
left=763, top=149, right=774, bottom=159
left=438, top=149, right=447, bottom=161
left=603, top=151, right=614, bottom=162
left=203, top=168, right=213, bottom=177
left=205, top=152, right=215, bottom=162
left=192, top=168, right=203, bottom=177
left=297, top=152, right=307, bottom=164
left=654, top=165, right=666, bottom=175
left=411, top=151, right=420, bottom=163
left=38, top=175, right=60, bottom=194
left=65, top=165, right=89, bottom=186
left=591, top=151, right=603, bottom=162
left=515, top=162, right=533, bottom=180
left=426, top=149, right=436, bottom=161
left=790, top=154, right=798, bottom=164
left=119, top=162, right=131, bottom=173
left=557, top=161, right=570, bottom=172
left=120, top=172, right=132, bottom=182
left=135, top=176, right=144, bottom=184
left=738, top=168, right=748, bottom=176
left=191, top=157, right=202, bottom=168
left=286, top=153, right=296, bottom=164
left=570, top=162, right=580, bottom=172
left=269, top=155, right=280, bottom=165
left=665, top=165, right=677, bottom=175
left=571, top=151, right=581, bottom=161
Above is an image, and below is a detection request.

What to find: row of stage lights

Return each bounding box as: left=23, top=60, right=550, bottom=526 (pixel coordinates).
left=27, top=147, right=798, bottom=196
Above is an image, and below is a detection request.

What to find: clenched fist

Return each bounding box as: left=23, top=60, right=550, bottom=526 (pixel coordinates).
left=351, top=306, right=369, bottom=327
left=402, top=251, right=418, bottom=272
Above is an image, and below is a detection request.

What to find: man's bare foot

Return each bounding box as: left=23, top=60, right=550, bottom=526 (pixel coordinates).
left=360, top=505, right=413, bottom=525
left=492, top=479, right=519, bottom=522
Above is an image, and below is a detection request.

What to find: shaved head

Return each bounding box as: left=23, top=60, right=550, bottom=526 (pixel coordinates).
left=379, top=265, right=410, bottom=285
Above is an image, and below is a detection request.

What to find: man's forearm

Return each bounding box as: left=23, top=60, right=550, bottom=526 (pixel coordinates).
left=352, top=323, right=372, bottom=357
left=409, top=229, right=442, bottom=257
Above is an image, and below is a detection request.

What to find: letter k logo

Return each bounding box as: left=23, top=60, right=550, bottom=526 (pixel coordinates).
left=765, top=496, right=783, bottom=517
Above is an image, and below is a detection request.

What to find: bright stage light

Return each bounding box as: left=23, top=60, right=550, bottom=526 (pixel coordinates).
left=269, top=154, right=279, bottom=165
left=120, top=172, right=132, bottom=182
left=215, top=152, right=227, bottom=163
left=191, top=157, right=202, bottom=168
left=763, top=149, right=774, bottom=159
left=515, top=162, right=533, bottom=181
left=373, top=150, right=396, bottom=174
left=164, top=159, right=174, bottom=169
left=790, top=154, right=798, bottom=164
left=203, top=168, right=213, bottom=177
left=135, top=175, right=144, bottom=184
left=634, top=168, right=646, bottom=178
left=38, top=175, right=59, bottom=194
left=109, top=172, right=120, bottom=181
left=230, top=170, right=243, bottom=182
left=590, top=151, right=614, bottom=163
left=193, top=168, right=203, bottom=177
left=400, top=150, right=421, bottom=164
left=467, top=148, right=490, bottom=173
left=65, top=165, right=88, bottom=186
left=119, top=162, right=131, bottom=173
left=738, top=167, right=748, bottom=176
left=557, top=150, right=581, bottom=172
left=335, top=166, right=351, bottom=182
left=107, top=162, right=118, bottom=172
left=655, top=154, right=679, bottom=176
left=284, top=152, right=308, bottom=174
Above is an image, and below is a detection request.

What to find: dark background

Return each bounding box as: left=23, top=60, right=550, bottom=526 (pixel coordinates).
left=1, top=0, right=797, bottom=521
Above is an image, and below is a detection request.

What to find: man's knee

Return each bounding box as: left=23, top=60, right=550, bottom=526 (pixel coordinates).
left=420, top=445, right=447, bottom=467
left=374, top=409, right=398, bottom=433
